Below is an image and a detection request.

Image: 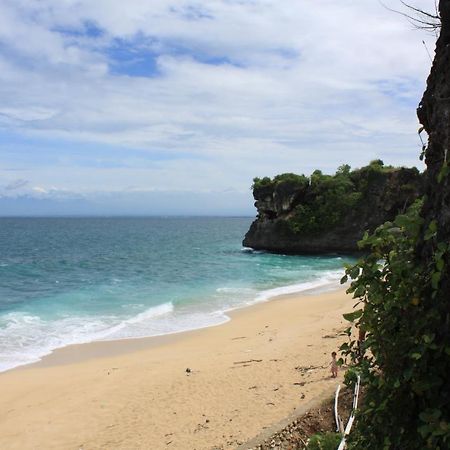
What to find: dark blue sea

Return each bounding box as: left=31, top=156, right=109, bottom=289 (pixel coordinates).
left=0, top=217, right=348, bottom=371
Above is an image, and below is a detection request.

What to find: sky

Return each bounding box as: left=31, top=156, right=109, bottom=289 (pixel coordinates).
left=0, top=0, right=437, bottom=216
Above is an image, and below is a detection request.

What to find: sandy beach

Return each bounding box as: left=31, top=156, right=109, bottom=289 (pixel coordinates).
left=0, top=288, right=354, bottom=450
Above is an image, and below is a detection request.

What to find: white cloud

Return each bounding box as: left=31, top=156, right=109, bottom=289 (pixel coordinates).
left=0, top=0, right=435, bottom=212
left=32, top=186, right=48, bottom=194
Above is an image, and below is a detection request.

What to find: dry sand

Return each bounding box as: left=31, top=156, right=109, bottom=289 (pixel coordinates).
left=0, top=288, right=354, bottom=450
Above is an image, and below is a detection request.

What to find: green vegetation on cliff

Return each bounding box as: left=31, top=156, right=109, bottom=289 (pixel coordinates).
left=342, top=197, right=449, bottom=449
left=252, top=172, right=309, bottom=191
left=244, top=160, right=423, bottom=253
left=252, top=160, right=421, bottom=235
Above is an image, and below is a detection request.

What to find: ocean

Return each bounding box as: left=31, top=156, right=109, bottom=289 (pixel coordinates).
left=0, top=217, right=349, bottom=372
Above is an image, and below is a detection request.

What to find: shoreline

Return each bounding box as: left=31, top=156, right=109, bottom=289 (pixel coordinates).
left=0, top=287, right=354, bottom=450
left=7, top=278, right=343, bottom=373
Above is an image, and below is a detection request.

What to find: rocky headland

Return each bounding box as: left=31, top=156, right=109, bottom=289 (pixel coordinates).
left=243, top=161, right=424, bottom=254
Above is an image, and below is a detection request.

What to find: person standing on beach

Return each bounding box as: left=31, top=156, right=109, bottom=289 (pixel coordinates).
left=330, top=351, right=338, bottom=378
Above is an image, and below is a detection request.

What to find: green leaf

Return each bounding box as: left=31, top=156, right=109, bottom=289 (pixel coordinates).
left=354, top=285, right=366, bottom=297
left=429, top=220, right=437, bottom=233
left=349, top=266, right=360, bottom=279
left=431, top=271, right=442, bottom=290
left=394, top=214, right=410, bottom=228
left=424, top=220, right=438, bottom=241
left=419, top=409, right=441, bottom=422
left=343, top=309, right=363, bottom=322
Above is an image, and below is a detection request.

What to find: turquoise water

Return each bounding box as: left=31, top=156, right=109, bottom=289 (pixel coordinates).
left=0, top=217, right=349, bottom=371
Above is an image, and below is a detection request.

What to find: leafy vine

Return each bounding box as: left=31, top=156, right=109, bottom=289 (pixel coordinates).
left=340, top=199, right=450, bottom=449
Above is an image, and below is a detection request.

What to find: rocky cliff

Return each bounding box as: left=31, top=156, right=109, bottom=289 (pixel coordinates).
left=417, top=1, right=450, bottom=276
left=243, top=162, right=424, bottom=254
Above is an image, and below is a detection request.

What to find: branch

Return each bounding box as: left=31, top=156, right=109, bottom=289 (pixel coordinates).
left=379, top=1, right=441, bottom=31
left=399, top=1, right=440, bottom=21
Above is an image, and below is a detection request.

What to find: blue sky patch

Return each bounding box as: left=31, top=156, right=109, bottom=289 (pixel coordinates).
left=375, top=78, right=422, bottom=108
left=53, top=20, right=104, bottom=39
left=106, top=35, right=246, bottom=77
left=106, top=36, right=161, bottom=77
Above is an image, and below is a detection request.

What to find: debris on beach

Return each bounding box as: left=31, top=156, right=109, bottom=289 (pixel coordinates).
left=295, top=364, right=324, bottom=374
left=233, top=359, right=263, bottom=365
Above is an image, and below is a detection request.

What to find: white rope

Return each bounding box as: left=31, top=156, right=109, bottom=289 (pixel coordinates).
left=336, top=375, right=361, bottom=450
left=334, top=385, right=344, bottom=433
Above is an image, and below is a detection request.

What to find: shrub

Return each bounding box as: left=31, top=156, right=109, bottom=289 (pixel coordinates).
left=343, top=367, right=359, bottom=389
left=307, top=432, right=342, bottom=450
left=289, top=166, right=362, bottom=234
left=273, top=173, right=308, bottom=185
left=340, top=199, right=450, bottom=449
left=252, top=176, right=273, bottom=190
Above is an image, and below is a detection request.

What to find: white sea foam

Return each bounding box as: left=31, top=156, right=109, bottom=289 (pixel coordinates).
left=210, top=270, right=344, bottom=318
left=240, top=247, right=265, bottom=254
left=0, top=303, right=176, bottom=372
left=97, top=302, right=174, bottom=339
left=101, top=310, right=230, bottom=343
left=242, top=269, right=343, bottom=307
left=216, top=287, right=254, bottom=294
left=0, top=312, right=110, bottom=372
left=0, top=271, right=345, bottom=373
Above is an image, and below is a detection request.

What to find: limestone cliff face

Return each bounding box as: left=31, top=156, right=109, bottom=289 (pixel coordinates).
left=243, top=167, right=423, bottom=254
left=416, top=1, right=450, bottom=307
